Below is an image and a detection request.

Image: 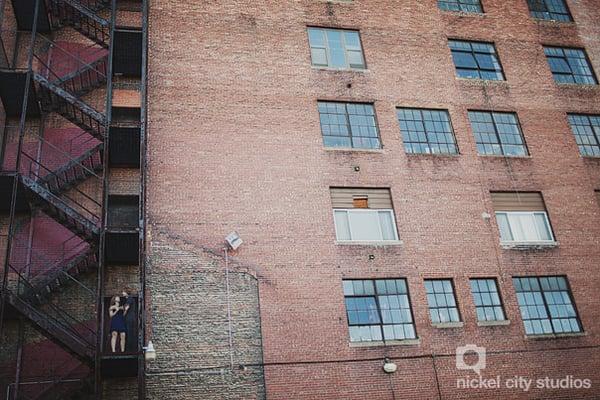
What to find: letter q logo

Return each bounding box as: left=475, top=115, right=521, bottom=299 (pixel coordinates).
left=456, top=344, right=486, bottom=376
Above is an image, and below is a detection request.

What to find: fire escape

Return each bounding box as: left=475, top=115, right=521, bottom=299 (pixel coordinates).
left=0, top=0, right=113, bottom=398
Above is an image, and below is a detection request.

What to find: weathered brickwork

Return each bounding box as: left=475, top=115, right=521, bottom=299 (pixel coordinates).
left=145, top=230, right=265, bottom=399
left=147, top=0, right=600, bottom=399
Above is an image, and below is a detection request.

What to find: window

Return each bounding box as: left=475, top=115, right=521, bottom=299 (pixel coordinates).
left=567, top=114, right=600, bottom=157
left=449, top=40, right=504, bottom=80
left=468, top=111, right=528, bottom=156
left=343, top=279, right=417, bottom=342
left=527, top=0, right=572, bottom=22
left=513, top=276, right=582, bottom=335
left=397, top=108, right=459, bottom=155
left=331, top=188, right=398, bottom=242
left=307, top=27, right=365, bottom=69
left=470, top=279, right=506, bottom=322
left=544, top=47, right=597, bottom=85
left=318, top=102, right=380, bottom=149
left=490, top=192, right=555, bottom=244
left=424, top=279, right=460, bottom=324
left=438, top=0, right=483, bottom=13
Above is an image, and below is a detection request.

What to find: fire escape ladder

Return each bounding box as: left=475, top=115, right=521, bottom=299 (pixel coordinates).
left=34, top=73, right=107, bottom=140
left=38, top=144, right=104, bottom=193
left=54, top=54, right=109, bottom=97
left=6, top=293, right=95, bottom=363
left=29, top=248, right=99, bottom=302
left=20, top=176, right=101, bottom=242
left=49, top=0, right=110, bottom=48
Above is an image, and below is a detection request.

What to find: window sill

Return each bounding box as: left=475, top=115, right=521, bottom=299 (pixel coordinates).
left=441, top=10, right=485, bottom=18
left=533, top=18, right=575, bottom=25
left=324, top=147, right=384, bottom=154
left=335, top=240, right=403, bottom=247
left=477, top=320, right=510, bottom=327
left=311, top=66, right=368, bottom=73
left=432, top=322, right=464, bottom=329
left=349, top=339, right=420, bottom=348
left=456, top=78, right=508, bottom=85
left=478, top=154, right=532, bottom=159
left=555, top=83, right=599, bottom=89
left=405, top=152, right=460, bottom=158
left=501, top=241, right=558, bottom=250
left=525, top=332, right=585, bottom=341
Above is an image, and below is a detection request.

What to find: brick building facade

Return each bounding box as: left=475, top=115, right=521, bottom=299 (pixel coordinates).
left=2, top=0, right=600, bottom=399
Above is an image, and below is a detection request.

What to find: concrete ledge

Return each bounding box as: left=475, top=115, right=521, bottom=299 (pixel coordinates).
left=477, top=320, right=510, bottom=327
left=526, top=332, right=586, bottom=340
left=433, top=322, right=464, bottom=329
left=335, top=240, right=403, bottom=247
left=324, top=147, right=384, bottom=154
left=501, top=241, right=558, bottom=250
left=350, top=339, right=420, bottom=348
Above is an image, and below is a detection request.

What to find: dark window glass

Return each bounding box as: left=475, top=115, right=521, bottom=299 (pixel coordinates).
left=308, top=27, right=365, bottom=69
left=438, top=0, right=483, bottom=13
left=567, top=114, right=600, bottom=157
left=527, top=0, right=572, bottom=22
left=397, top=108, right=458, bottom=155
left=470, top=279, right=506, bottom=322
left=449, top=40, right=504, bottom=80
left=424, top=279, right=460, bottom=323
left=544, top=47, right=597, bottom=85
left=468, top=111, right=528, bottom=156
left=318, top=102, right=380, bottom=149
left=513, top=276, right=582, bottom=335
left=343, top=279, right=417, bottom=342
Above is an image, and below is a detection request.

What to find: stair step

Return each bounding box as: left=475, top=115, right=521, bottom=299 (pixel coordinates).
left=50, top=0, right=110, bottom=48
left=34, top=74, right=106, bottom=140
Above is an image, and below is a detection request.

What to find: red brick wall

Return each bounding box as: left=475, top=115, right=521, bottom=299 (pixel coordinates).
left=144, top=0, right=600, bottom=398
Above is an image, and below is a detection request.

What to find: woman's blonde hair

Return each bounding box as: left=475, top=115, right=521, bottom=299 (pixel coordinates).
left=110, top=296, right=120, bottom=306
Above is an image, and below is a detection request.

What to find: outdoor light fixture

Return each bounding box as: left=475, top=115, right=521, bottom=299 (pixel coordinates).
left=383, top=358, right=397, bottom=374
left=225, top=231, right=243, bottom=250
left=144, top=341, right=156, bottom=361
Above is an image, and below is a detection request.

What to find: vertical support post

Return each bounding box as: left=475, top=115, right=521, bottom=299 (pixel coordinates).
left=94, top=0, right=116, bottom=397
left=0, top=1, right=41, bottom=398
left=138, top=0, right=150, bottom=397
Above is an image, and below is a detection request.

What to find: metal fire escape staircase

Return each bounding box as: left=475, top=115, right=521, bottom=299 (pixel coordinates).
left=4, top=0, right=109, bottom=373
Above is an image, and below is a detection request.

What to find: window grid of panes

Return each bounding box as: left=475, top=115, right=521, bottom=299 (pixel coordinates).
left=567, top=114, right=600, bottom=157
left=527, top=0, right=572, bottom=22
left=468, top=111, right=528, bottom=156
left=424, top=279, right=460, bottom=324
left=308, top=27, right=366, bottom=70
left=470, top=279, right=506, bottom=321
left=449, top=40, right=505, bottom=80
left=544, top=47, right=597, bottom=85
left=343, top=279, right=417, bottom=342
left=318, top=102, right=381, bottom=149
left=397, top=108, right=459, bottom=155
left=513, top=276, right=582, bottom=335
left=438, top=0, right=483, bottom=13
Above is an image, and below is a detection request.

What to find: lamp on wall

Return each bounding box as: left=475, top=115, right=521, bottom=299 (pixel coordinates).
left=143, top=341, right=156, bottom=361
left=225, top=231, right=243, bottom=250
left=383, top=357, right=397, bottom=374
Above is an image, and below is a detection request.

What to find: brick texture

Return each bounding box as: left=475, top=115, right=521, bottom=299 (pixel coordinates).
left=146, top=0, right=600, bottom=399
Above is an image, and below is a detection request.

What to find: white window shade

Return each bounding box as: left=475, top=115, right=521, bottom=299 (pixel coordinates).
left=334, top=209, right=398, bottom=242
left=495, top=211, right=554, bottom=243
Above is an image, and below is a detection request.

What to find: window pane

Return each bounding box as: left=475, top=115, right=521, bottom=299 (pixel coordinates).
left=378, top=211, right=396, bottom=240
left=397, top=108, right=458, bottom=155
left=344, top=279, right=416, bottom=342
left=544, top=46, right=597, bottom=85
left=318, top=102, right=380, bottom=149
left=309, top=28, right=366, bottom=70
left=424, top=279, right=460, bottom=323
left=449, top=40, right=504, bottom=81
left=513, top=276, right=582, bottom=335
left=349, top=211, right=382, bottom=241
left=470, top=279, right=506, bottom=321
left=567, top=114, right=600, bottom=156
left=334, top=211, right=351, bottom=240
left=468, top=111, right=528, bottom=156
left=534, top=213, right=552, bottom=240
left=496, top=213, right=513, bottom=241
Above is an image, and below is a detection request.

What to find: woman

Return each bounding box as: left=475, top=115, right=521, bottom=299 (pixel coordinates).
left=108, top=295, right=127, bottom=352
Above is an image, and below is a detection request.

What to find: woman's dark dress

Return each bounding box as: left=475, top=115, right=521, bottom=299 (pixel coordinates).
left=110, top=308, right=126, bottom=333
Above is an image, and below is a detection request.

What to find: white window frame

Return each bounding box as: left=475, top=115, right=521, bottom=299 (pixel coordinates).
left=495, top=211, right=555, bottom=244
left=333, top=209, right=399, bottom=242
left=307, top=27, right=366, bottom=70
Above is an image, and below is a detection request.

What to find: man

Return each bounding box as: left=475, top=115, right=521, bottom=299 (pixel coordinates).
left=121, top=287, right=136, bottom=352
